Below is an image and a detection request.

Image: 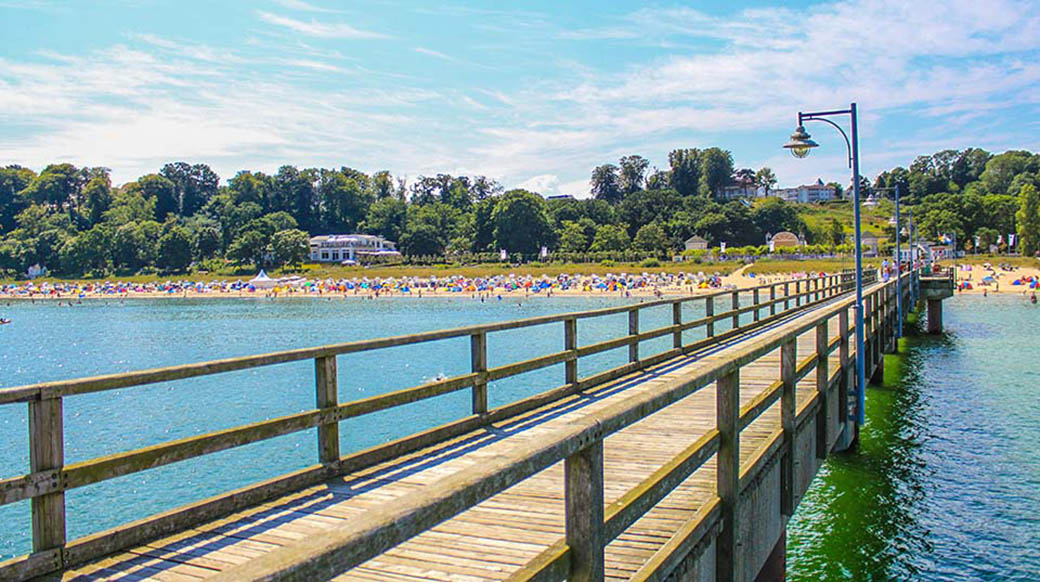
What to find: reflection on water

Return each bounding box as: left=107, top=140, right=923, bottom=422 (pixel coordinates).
left=789, top=295, right=1040, bottom=581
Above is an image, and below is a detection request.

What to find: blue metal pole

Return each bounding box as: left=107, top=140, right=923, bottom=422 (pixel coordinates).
left=896, top=183, right=902, bottom=339
left=850, top=103, right=867, bottom=425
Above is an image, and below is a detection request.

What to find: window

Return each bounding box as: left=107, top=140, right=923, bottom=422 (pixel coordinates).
left=321, top=252, right=329, bottom=260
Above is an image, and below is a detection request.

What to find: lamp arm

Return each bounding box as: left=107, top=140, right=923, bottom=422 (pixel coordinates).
left=802, top=116, right=853, bottom=168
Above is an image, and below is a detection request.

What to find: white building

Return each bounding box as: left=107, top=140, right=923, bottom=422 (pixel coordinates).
left=309, top=234, right=400, bottom=263
left=772, top=179, right=838, bottom=203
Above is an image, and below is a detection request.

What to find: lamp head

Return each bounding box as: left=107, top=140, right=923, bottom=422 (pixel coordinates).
left=783, top=125, right=818, bottom=158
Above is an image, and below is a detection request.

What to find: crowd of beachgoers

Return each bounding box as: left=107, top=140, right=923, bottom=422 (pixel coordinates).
left=0, top=267, right=822, bottom=301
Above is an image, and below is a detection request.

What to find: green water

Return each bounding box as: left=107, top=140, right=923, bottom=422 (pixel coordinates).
left=788, top=294, right=1040, bottom=581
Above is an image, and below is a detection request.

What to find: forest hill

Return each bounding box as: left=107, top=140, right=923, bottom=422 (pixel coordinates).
left=1, top=147, right=1038, bottom=278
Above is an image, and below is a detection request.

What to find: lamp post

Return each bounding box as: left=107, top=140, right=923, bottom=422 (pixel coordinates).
left=783, top=103, right=868, bottom=425
left=879, top=184, right=903, bottom=339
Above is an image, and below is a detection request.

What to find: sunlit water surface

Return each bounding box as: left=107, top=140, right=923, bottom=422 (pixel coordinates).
left=789, top=293, right=1040, bottom=581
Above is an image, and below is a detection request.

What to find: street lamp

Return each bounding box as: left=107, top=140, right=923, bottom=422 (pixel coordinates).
left=875, top=184, right=903, bottom=340
left=783, top=103, right=868, bottom=425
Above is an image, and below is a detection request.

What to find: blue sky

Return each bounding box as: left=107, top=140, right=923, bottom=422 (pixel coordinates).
left=1, top=0, right=1039, bottom=195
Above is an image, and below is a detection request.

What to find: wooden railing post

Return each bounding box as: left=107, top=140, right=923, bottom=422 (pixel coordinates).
left=815, top=321, right=830, bottom=459
left=471, top=332, right=488, bottom=414
left=29, top=396, right=66, bottom=556
left=769, top=285, right=777, bottom=316
left=315, top=356, right=340, bottom=465
left=706, top=296, right=715, bottom=338
left=753, top=288, right=760, bottom=322
left=672, top=301, right=682, bottom=349
left=628, top=308, right=640, bottom=363
left=784, top=282, right=791, bottom=310
left=565, top=439, right=605, bottom=582
left=838, top=308, right=851, bottom=427
left=731, top=291, right=740, bottom=329
left=716, top=369, right=740, bottom=582
left=565, top=318, right=578, bottom=385
left=795, top=281, right=801, bottom=307
left=780, top=339, right=796, bottom=517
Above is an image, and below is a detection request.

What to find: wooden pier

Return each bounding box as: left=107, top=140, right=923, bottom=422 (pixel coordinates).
left=0, top=269, right=939, bottom=582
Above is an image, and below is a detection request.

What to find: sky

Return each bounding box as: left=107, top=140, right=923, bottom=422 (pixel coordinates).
left=1, top=0, right=1039, bottom=196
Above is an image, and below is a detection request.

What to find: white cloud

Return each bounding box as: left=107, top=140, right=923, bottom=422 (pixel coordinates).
left=256, top=11, right=389, bottom=39
left=514, top=174, right=560, bottom=195
left=273, top=0, right=342, bottom=13
left=414, top=47, right=459, bottom=63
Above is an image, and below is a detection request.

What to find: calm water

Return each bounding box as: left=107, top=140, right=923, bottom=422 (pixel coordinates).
left=0, top=293, right=713, bottom=560
left=789, top=294, right=1040, bottom=581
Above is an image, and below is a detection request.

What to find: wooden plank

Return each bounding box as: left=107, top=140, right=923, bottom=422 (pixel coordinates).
left=629, top=309, right=640, bottom=363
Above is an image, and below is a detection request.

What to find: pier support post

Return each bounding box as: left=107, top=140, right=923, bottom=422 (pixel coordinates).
left=753, top=529, right=786, bottom=582
left=926, top=299, right=943, bottom=334
left=716, top=369, right=740, bottom=582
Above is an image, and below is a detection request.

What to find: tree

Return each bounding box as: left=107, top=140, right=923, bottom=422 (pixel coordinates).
left=590, top=164, right=622, bottom=204
left=975, top=227, right=999, bottom=251
left=491, top=189, right=554, bottom=254
left=668, top=149, right=701, bottom=197
left=0, top=165, right=35, bottom=232
left=157, top=226, right=193, bottom=272
left=135, top=174, right=178, bottom=221
left=632, top=223, right=671, bottom=254
left=21, top=163, right=87, bottom=210
left=318, top=169, right=372, bottom=233
left=590, top=224, right=629, bottom=252
left=111, top=222, right=150, bottom=272
left=698, top=148, right=734, bottom=198
left=82, top=174, right=112, bottom=225
left=755, top=167, right=777, bottom=196
left=227, top=229, right=268, bottom=268
left=828, top=219, right=845, bottom=247
left=271, top=228, right=310, bottom=267
left=557, top=221, right=588, bottom=252
left=751, top=198, right=803, bottom=237
left=733, top=168, right=756, bottom=197
left=161, top=162, right=219, bottom=216
left=981, top=151, right=1035, bottom=195
left=59, top=226, right=110, bottom=274
left=1016, top=183, right=1040, bottom=256
left=618, top=155, right=649, bottom=195
left=618, top=189, right=682, bottom=236
left=398, top=223, right=445, bottom=256
left=362, top=197, right=407, bottom=242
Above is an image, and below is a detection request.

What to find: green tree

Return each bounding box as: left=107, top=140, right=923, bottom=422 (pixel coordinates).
left=398, top=223, right=445, bottom=256
left=698, top=148, right=734, bottom=198
left=632, top=223, right=671, bottom=254
left=135, top=173, right=178, bottom=221
left=1016, top=183, right=1040, bottom=256
left=590, top=164, right=622, bottom=204
left=755, top=167, right=777, bottom=196
left=111, top=222, right=150, bottom=272
left=590, top=224, right=630, bottom=252
left=751, top=197, right=803, bottom=237
left=491, top=190, right=554, bottom=254
left=0, top=165, right=35, bottom=232
left=362, top=197, right=408, bottom=242
left=618, top=155, right=649, bottom=195
left=157, top=226, right=193, bottom=272
left=975, top=227, right=999, bottom=251
left=59, top=226, right=110, bottom=275
left=227, top=229, right=268, bottom=268
left=82, top=174, right=113, bottom=225
left=557, top=220, right=588, bottom=252
left=668, top=148, right=701, bottom=197
left=271, top=228, right=310, bottom=267
left=161, top=162, right=219, bottom=216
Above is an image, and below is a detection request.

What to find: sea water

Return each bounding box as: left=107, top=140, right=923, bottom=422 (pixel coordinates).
left=788, top=293, right=1040, bottom=581
left=0, top=293, right=696, bottom=560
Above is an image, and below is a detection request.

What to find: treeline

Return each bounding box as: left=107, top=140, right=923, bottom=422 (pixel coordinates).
left=1, top=146, right=1038, bottom=278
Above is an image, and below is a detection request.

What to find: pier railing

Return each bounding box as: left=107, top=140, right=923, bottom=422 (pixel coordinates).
left=208, top=270, right=910, bottom=582
left=0, top=269, right=876, bottom=580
